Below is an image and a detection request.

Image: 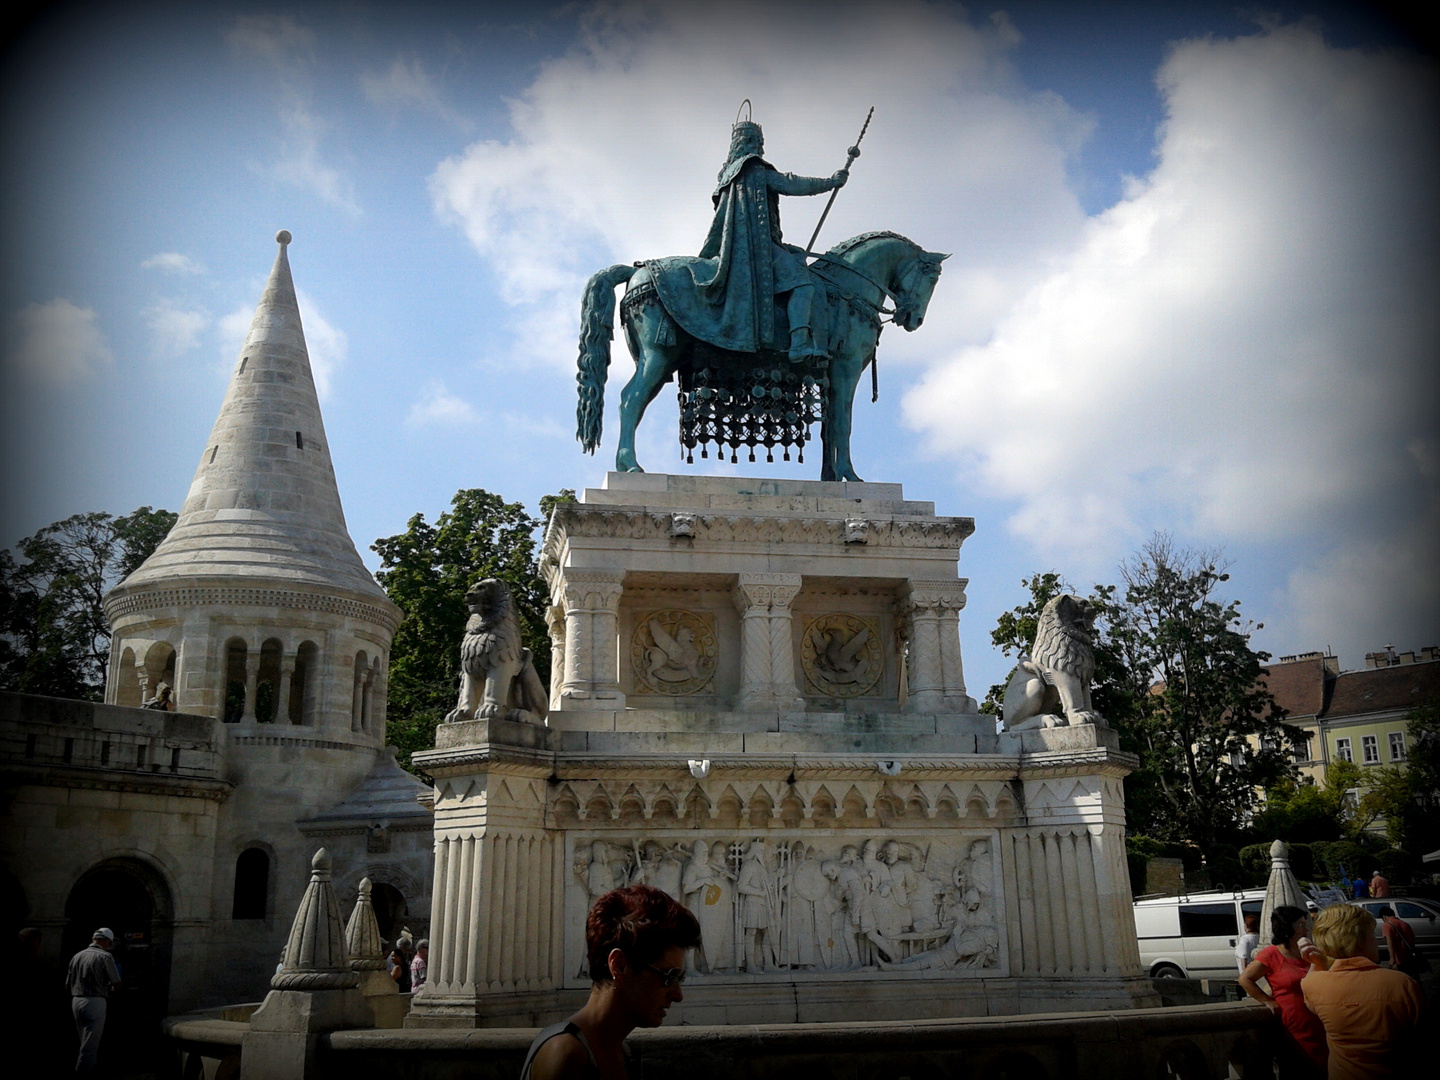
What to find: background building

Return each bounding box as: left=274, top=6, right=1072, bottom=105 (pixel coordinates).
left=0, top=234, right=433, bottom=1049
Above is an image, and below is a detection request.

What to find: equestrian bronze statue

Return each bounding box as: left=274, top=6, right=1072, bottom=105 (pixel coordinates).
left=576, top=107, right=947, bottom=481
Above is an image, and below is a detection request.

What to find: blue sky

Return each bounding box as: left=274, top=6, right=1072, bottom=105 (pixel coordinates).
left=2, top=0, right=1436, bottom=699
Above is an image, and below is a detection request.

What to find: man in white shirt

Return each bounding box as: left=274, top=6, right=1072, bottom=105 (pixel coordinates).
left=1234, top=913, right=1260, bottom=973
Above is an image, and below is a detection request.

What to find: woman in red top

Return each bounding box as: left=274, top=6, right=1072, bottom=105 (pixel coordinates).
left=1239, top=904, right=1329, bottom=1077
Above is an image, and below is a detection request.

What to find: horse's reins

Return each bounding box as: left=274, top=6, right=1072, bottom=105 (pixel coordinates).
left=807, top=252, right=918, bottom=403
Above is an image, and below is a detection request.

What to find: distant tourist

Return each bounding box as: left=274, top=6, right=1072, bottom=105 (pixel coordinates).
left=66, top=927, right=122, bottom=1073
left=1369, top=870, right=1390, bottom=898
left=410, top=939, right=428, bottom=991
left=388, top=947, right=411, bottom=992
left=1376, top=906, right=1425, bottom=976
left=1238, top=905, right=1328, bottom=1077
left=520, top=884, right=700, bottom=1080
left=1235, top=913, right=1261, bottom=973
left=1303, top=903, right=1424, bottom=1078
left=1351, top=876, right=1368, bottom=899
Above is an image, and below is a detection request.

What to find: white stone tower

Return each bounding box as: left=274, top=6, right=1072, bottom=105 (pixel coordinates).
left=102, top=231, right=418, bottom=1002
left=105, top=229, right=401, bottom=729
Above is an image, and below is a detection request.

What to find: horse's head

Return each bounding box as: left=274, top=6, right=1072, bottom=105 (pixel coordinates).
left=891, top=249, right=948, bottom=332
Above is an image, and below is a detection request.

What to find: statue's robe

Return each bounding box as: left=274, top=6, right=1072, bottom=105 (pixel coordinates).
left=652, top=155, right=835, bottom=353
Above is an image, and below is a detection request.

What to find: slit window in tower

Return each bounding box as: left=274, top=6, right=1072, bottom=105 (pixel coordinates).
left=238, top=356, right=248, bottom=373
left=209, top=446, right=218, bottom=463
left=296, top=431, right=304, bottom=449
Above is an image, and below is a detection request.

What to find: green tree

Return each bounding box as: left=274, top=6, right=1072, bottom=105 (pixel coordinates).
left=1108, top=535, right=1300, bottom=857
left=373, top=488, right=573, bottom=773
left=0, top=506, right=177, bottom=699
left=1400, top=700, right=1440, bottom=853
left=988, top=535, right=1299, bottom=858
left=1248, top=777, right=1347, bottom=843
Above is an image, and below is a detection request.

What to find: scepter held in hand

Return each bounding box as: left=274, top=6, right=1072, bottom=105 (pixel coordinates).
left=805, top=106, right=874, bottom=257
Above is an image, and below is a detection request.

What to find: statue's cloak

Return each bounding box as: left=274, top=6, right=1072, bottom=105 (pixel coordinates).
left=651, top=156, right=787, bottom=354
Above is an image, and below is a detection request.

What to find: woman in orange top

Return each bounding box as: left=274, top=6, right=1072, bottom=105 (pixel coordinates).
left=1239, top=905, right=1329, bottom=1077
left=1302, top=903, right=1424, bottom=1079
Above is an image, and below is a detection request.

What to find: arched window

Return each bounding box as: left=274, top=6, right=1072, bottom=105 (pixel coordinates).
left=256, top=639, right=283, bottom=723
left=292, top=641, right=319, bottom=725
left=224, top=639, right=248, bottom=723
left=232, top=848, right=270, bottom=920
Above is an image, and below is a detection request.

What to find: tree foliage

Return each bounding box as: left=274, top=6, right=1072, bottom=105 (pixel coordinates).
left=0, top=507, right=177, bottom=699
left=372, top=488, right=575, bottom=772
left=989, top=534, right=1298, bottom=857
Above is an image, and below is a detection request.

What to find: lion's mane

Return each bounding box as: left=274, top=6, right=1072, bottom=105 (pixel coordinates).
left=1028, top=595, right=1096, bottom=683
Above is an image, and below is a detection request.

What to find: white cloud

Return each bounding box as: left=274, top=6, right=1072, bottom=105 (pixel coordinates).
left=6, top=298, right=113, bottom=383
left=903, top=24, right=1439, bottom=598
left=407, top=380, right=479, bottom=425
left=142, top=252, right=204, bottom=275
left=144, top=299, right=209, bottom=357
left=217, top=305, right=252, bottom=373
left=429, top=0, right=1090, bottom=370
left=363, top=56, right=474, bottom=133
left=225, top=14, right=314, bottom=64
left=227, top=14, right=360, bottom=215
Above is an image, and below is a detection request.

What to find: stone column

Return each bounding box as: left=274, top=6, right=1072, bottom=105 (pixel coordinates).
left=902, top=580, right=975, bottom=713
left=372, top=663, right=388, bottom=735
left=733, top=573, right=804, bottom=711
left=241, top=650, right=261, bottom=723
left=275, top=661, right=295, bottom=724
left=557, top=569, right=626, bottom=708
left=546, top=603, right=566, bottom=710
left=351, top=666, right=364, bottom=732
left=360, top=668, right=375, bottom=733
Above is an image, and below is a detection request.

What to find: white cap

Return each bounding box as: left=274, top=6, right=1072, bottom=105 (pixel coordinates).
left=93, top=927, right=115, bottom=941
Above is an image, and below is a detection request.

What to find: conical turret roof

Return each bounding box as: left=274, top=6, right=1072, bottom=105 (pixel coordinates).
left=114, top=231, right=390, bottom=605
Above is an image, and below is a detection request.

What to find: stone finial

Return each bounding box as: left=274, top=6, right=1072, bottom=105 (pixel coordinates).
left=272, top=847, right=359, bottom=990
left=345, top=877, right=387, bottom=973
left=1259, top=838, right=1309, bottom=939
left=276, top=229, right=292, bottom=245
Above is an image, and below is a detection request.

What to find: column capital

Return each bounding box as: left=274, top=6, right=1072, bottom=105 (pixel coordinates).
left=733, top=572, right=802, bottom=613
left=559, top=568, right=626, bottom=611
left=901, top=578, right=969, bottom=612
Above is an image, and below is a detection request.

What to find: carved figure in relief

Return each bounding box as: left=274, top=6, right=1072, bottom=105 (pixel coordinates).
left=631, top=610, right=717, bottom=695
left=814, top=624, right=871, bottom=683
left=1000, top=594, right=1105, bottom=731
left=802, top=613, right=882, bottom=697
left=444, top=579, right=549, bottom=724
left=569, top=833, right=999, bottom=976
left=736, top=840, right=775, bottom=972
left=879, top=903, right=999, bottom=971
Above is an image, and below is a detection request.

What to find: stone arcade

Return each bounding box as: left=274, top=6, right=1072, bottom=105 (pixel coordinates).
left=405, top=474, right=1156, bottom=1028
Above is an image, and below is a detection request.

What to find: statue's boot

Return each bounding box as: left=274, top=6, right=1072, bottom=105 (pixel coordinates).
left=788, top=326, right=826, bottom=361
left=787, top=285, right=826, bottom=362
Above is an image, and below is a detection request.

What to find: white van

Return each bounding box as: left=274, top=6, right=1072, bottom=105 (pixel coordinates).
left=1133, top=890, right=1269, bottom=979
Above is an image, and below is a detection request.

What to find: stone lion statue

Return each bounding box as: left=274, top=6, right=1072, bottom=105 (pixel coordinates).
left=443, top=578, right=549, bottom=725
left=1000, top=594, right=1105, bottom=730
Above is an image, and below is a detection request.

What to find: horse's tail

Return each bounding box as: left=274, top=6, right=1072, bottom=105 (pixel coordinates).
left=576, top=264, right=638, bottom=453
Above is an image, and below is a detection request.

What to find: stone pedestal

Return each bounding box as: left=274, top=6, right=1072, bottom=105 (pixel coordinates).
left=405, top=476, right=1155, bottom=1028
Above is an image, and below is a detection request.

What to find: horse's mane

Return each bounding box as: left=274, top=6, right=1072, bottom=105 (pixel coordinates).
left=824, top=230, right=922, bottom=259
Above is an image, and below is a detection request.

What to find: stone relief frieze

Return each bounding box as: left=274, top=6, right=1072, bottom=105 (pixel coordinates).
left=567, top=833, right=1001, bottom=980
left=630, top=610, right=717, bottom=694
left=801, top=613, right=882, bottom=697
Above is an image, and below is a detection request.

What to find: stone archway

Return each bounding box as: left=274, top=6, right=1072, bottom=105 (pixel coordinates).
left=64, top=858, right=174, bottom=1072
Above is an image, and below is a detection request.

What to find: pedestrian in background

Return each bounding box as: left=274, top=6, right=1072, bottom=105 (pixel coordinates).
left=388, top=948, right=411, bottom=992
left=1369, top=870, right=1390, bottom=898
left=410, top=939, right=428, bottom=991
left=1239, top=905, right=1328, bottom=1078
left=1350, top=876, right=1368, bottom=899
left=1303, top=903, right=1423, bottom=1079
left=67, top=927, right=121, bottom=1073
left=1235, top=913, right=1261, bottom=973
left=1376, top=905, right=1425, bottom=976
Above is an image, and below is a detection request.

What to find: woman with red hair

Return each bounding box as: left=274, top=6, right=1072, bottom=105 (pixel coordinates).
left=521, top=884, right=701, bottom=1080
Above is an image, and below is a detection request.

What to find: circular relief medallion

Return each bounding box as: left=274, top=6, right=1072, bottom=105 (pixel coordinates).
left=801, top=613, right=882, bottom=698
left=631, top=610, right=717, bottom=695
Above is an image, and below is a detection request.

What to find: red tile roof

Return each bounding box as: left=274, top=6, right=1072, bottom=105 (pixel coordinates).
left=1259, top=656, right=1329, bottom=719
left=1326, top=661, right=1440, bottom=718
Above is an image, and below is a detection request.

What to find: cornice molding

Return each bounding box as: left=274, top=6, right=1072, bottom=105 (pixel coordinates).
left=103, top=583, right=402, bottom=635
